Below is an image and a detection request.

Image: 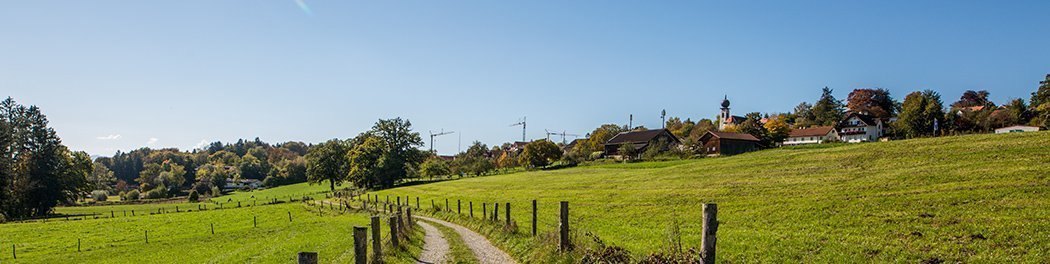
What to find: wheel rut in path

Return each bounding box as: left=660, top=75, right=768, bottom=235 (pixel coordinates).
left=417, top=216, right=517, bottom=264
left=416, top=220, right=450, bottom=264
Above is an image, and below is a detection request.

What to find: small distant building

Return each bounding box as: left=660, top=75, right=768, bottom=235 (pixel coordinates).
left=562, top=138, right=585, bottom=153
left=699, top=131, right=761, bottom=156
left=994, top=125, right=1041, bottom=134
left=603, top=129, right=680, bottom=157
left=225, top=179, right=263, bottom=190
left=838, top=113, right=887, bottom=143
left=505, top=141, right=529, bottom=154
left=784, top=126, right=839, bottom=145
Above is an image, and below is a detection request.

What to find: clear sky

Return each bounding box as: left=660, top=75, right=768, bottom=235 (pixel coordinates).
left=2, top=1, right=1048, bottom=156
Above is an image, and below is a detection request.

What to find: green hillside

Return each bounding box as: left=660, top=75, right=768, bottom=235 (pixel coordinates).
left=371, top=132, right=1050, bottom=262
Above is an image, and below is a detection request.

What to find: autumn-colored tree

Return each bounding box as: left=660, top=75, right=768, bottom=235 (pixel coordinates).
left=763, top=115, right=791, bottom=144
left=846, top=88, right=897, bottom=118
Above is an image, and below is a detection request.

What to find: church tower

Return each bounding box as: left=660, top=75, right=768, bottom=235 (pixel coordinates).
left=719, top=95, right=731, bottom=130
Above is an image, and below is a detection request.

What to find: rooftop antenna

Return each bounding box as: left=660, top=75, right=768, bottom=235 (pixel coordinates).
left=428, top=130, right=455, bottom=153
left=510, top=117, right=526, bottom=142
left=661, top=109, right=667, bottom=129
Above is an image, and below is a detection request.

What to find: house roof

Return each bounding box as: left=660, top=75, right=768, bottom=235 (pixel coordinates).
left=605, top=129, right=679, bottom=146
left=841, top=113, right=879, bottom=127
left=724, top=115, right=746, bottom=124
left=995, top=125, right=1041, bottom=130
left=702, top=131, right=760, bottom=142
left=788, top=126, right=836, bottom=137
left=564, top=138, right=585, bottom=150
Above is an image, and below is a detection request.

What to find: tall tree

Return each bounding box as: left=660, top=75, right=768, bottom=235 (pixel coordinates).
left=305, top=139, right=350, bottom=191
left=763, top=115, right=791, bottom=144
left=89, top=162, right=116, bottom=191
left=369, top=118, right=425, bottom=188
left=896, top=90, right=946, bottom=138
left=847, top=88, right=898, bottom=118
left=1031, top=74, right=1050, bottom=127
left=811, top=87, right=846, bottom=126
left=519, top=140, right=562, bottom=168
left=345, top=135, right=384, bottom=188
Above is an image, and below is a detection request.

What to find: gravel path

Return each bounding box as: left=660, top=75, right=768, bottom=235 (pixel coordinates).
left=416, top=221, right=450, bottom=264
left=417, top=216, right=517, bottom=264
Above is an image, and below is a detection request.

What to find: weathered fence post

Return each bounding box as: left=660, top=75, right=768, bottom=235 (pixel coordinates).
left=145, top=230, right=149, bottom=244
left=397, top=208, right=405, bottom=235
left=560, top=201, right=569, bottom=251
left=494, top=203, right=500, bottom=221
left=445, top=199, right=449, bottom=212
left=12, top=244, right=15, bottom=259
left=288, top=211, right=292, bottom=222
left=483, top=203, right=487, bottom=219
left=111, top=210, right=114, bottom=218
left=397, top=196, right=401, bottom=207
left=701, top=203, right=718, bottom=264
left=370, top=216, right=383, bottom=263
left=211, top=223, right=215, bottom=235
left=506, top=202, right=511, bottom=226
left=254, top=216, right=257, bottom=227
left=78, top=238, right=81, bottom=252
left=432, top=199, right=436, bottom=211
left=406, top=207, right=413, bottom=226
left=532, top=200, right=538, bottom=236
left=299, top=251, right=319, bottom=264
left=469, top=201, right=474, bottom=217
left=457, top=199, right=461, bottom=214
left=416, top=197, right=420, bottom=209
left=389, top=216, right=400, bottom=248
left=353, top=226, right=368, bottom=264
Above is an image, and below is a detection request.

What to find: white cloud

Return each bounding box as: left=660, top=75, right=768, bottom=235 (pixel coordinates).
left=96, top=134, right=121, bottom=140
left=146, top=138, right=159, bottom=146
left=192, top=139, right=209, bottom=150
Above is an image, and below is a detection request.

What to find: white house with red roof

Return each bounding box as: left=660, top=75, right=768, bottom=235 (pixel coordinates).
left=838, top=113, right=887, bottom=143
left=784, top=126, right=839, bottom=145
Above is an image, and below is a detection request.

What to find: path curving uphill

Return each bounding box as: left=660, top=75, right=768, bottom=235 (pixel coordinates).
left=417, top=216, right=517, bottom=264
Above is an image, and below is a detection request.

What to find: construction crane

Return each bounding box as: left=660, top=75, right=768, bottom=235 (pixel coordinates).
left=510, top=117, right=526, bottom=142
left=428, top=130, right=455, bottom=153
left=545, top=129, right=581, bottom=145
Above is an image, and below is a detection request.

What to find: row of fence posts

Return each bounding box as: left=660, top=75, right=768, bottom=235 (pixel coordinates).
left=298, top=191, right=413, bottom=264
left=326, top=194, right=720, bottom=263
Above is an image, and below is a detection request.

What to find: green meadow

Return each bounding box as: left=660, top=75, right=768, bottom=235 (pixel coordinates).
left=371, top=131, right=1050, bottom=263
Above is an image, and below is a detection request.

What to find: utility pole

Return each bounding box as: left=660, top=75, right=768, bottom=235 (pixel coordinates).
left=428, top=130, right=455, bottom=153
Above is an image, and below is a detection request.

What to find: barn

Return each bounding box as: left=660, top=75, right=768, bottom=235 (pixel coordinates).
left=603, top=129, right=680, bottom=157
left=699, top=131, right=761, bottom=156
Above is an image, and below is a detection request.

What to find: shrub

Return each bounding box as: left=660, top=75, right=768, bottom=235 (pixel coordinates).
left=91, top=190, right=109, bottom=202
left=124, top=189, right=140, bottom=201
left=145, top=188, right=166, bottom=199
left=187, top=190, right=199, bottom=202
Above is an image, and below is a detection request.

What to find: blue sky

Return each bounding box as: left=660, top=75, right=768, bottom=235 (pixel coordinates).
left=2, top=1, right=1048, bottom=156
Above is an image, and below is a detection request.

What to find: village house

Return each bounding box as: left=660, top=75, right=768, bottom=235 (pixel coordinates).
left=994, top=125, right=1041, bottom=134
left=784, top=126, right=839, bottom=145
left=838, top=113, right=887, bottom=143
left=699, top=131, right=761, bottom=156
left=603, top=129, right=680, bottom=157
left=224, top=178, right=263, bottom=190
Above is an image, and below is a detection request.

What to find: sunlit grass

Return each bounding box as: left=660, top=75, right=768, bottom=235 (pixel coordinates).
left=372, top=131, right=1050, bottom=262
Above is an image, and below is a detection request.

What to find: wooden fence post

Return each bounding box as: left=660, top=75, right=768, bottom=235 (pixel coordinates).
left=505, top=202, right=511, bottom=226
left=145, top=230, right=149, bottom=244
left=470, top=201, right=474, bottom=217
left=353, top=226, right=368, bottom=264
left=701, top=203, right=718, bottom=264
left=483, top=203, right=487, bottom=219
left=370, top=216, right=382, bottom=263
left=78, top=238, right=81, bottom=252
left=407, top=207, right=413, bottom=226
left=457, top=199, right=461, bottom=214
left=389, top=216, right=400, bottom=248
left=288, top=211, right=292, bottom=222
left=416, top=197, right=420, bottom=209
left=559, top=201, right=569, bottom=251
left=432, top=199, right=435, bottom=211
left=397, top=196, right=401, bottom=207
left=254, top=216, right=257, bottom=227
left=298, top=252, right=319, bottom=264
left=12, top=244, right=15, bottom=259
left=211, top=223, right=215, bottom=235
left=397, top=209, right=405, bottom=235
left=445, top=199, right=449, bottom=212
left=494, top=203, right=500, bottom=221
left=532, top=200, right=538, bottom=236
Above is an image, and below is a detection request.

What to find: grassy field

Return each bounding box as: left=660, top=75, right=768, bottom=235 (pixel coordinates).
left=2, top=183, right=418, bottom=263
left=53, top=182, right=339, bottom=218
left=370, top=131, right=1050, bottom=263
